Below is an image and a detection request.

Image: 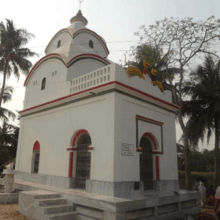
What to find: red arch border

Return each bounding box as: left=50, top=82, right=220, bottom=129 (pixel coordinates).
left=141, top=133, right=160, bottom=181
left=143, top=132, right=158, bottom=150
left=71, top=129, right=89, bottom=146
left=33, top=141, right=40, bottom=151
left=68, top=129, right=89, bottom=177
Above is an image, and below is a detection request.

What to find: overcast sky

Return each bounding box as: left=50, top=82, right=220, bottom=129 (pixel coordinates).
left=1, top=0, right=220, bottom=150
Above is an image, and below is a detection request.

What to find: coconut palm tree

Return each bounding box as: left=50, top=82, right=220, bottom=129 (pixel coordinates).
left=0, top=19, right=37, bottom=106
left=0, top=85, right=15, bottom=121
left=182, top=56, right=220, bottom=189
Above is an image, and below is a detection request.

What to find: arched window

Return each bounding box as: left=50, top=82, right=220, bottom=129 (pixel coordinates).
left=41, top=78, right=46, bottom=90
left=32, top=141, right=40, bottom=173
left=57, top=40, right=61, bottom=48
left=89, top=40, right=93, bottom=48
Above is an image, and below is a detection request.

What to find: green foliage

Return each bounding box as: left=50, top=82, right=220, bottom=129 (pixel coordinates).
left=182, top=56, right=220, bottom=146
left=0, top=121, right=19, bottom=172
left=178, top=148, right=214, bottom=172
left=0, top=19, right=37, bottom=106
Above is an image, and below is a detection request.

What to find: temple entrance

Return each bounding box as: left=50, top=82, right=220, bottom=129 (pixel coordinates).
left=140, top=135, right=154, bottom=190
left=75, top=133, right=91, bottom=189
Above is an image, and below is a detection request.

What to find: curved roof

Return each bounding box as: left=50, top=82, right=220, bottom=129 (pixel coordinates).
left=24, top=53, right=111, bottom=86
left=45, top=11, right=109, bottom=55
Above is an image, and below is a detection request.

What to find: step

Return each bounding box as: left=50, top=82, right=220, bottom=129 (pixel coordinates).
left=34, top=193, right=61, bottom=200
left=38, top=198, right=67, bottom=206
left=44, top=211, right=78, bottom=220
left=41, top=204, right=73, bottom=215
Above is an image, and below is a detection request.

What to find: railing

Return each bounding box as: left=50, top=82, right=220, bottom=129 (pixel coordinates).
left=69, top=65, right=112, bottom=94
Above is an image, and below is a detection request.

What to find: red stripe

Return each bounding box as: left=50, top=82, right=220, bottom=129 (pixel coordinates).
left=20, top=81, right=178, bottom=114
left=67, top=54, right=110, bottom=66
left=136, top=115, right=164, bottom=125
left=115, top=81, right=179, bottom=110
left=45, top=28, right=109, bottom=54
left=68, top=152, right=74, bottom=177
left=156, top=156, right=160, bottom=180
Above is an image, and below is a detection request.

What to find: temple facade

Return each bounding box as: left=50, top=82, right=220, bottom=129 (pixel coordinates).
left=15, top=10, right=200, bottom=220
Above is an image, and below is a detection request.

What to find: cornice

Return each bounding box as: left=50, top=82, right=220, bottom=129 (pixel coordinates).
left=20, top=81, right=179, bottom=117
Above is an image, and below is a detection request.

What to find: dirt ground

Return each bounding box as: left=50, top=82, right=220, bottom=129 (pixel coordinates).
left=0, top=204, right=30, bottom=220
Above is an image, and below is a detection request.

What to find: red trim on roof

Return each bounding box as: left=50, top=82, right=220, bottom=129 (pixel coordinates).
left=20, top=81, right=179, bottom=114
left=67, top=53, right=110, bottom=66
left=33, top=141, right=40, bottom=151
left=24, top=53, right=64, bottom=86
left=45, top=29, right=72, bottom=53
left=72, top=29, right=109, bottom=54
left=115, top=81, right=179, bottom=110
left=24, top=53, right=109, bottom=86
left=136, top=115, right=164, bottom=125
left=45, top=28, right=109, bottom=54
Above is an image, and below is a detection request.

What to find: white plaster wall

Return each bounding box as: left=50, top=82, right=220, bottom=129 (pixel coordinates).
left=113, top=92, right=178, bottom=182
left=73, top=32, right=107, bottom=58
left=66, top=60, right=105, bottom=81
left=46, top=32, right=73, bottom=54
left=112, top=64, right=172, bottom=103
left=24, top=59, right=68, bottom=109
left=16, top=93, right=115, bottom=181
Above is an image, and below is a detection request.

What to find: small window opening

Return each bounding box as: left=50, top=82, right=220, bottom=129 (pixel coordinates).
left=57, top=40, right=61, bottom=48
left=89, top=40, right=93, bottom=48
left=41, top=78, right=46, bottom=90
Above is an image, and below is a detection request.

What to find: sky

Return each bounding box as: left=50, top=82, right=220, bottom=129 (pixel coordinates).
left=1, top=0, right=220, bottom=151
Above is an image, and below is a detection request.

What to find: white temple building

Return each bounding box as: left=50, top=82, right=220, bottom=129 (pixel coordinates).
left=15, top=10, right=201, bottom=220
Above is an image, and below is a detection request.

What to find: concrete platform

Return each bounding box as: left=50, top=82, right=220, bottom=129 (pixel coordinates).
left=14, top=179, right=201, bottom=220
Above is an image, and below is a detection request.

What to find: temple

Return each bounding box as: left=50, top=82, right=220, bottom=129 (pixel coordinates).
left=15, top=10, right=200, bottom=220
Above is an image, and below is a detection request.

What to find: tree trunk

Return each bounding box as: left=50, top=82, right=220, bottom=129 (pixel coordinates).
left=178, top=105, right=191, bottom=190
left=214, top=115, right=220, bottom=190
left=0, top=72, right=7, bottom=107
left=0, top=58, right=9, bottom=107
left=183, top=133, right=192, bottom=190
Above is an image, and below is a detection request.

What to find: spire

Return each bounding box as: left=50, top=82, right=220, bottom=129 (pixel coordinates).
left=70, top=10, right=88, bottom=26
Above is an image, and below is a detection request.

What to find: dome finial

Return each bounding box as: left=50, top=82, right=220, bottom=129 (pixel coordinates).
left=70, top=10, right=88, bottom=26
left=79, top=0, right=83, bottom=10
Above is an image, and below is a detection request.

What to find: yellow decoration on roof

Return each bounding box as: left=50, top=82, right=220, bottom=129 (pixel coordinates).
left=151, top=69, right=158, bottom=76
left=151, top=80, right=165, bottom=94
left=126, top=66, right=145, bottom=80
left=143, top=61, right=150, bottom=69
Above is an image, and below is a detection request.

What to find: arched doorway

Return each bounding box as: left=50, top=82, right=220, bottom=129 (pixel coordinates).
left=75, top=133, right=91, bottom=189
left=140, top=135, right=154, bottom=190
